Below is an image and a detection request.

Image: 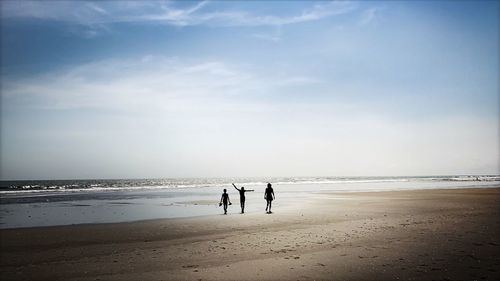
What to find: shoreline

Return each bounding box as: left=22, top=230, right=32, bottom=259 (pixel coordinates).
left=1, top=187, right=499, bottom=280
left=0, top=186, right=497, bottom=231
left=1, top=182, right=499, bottom=229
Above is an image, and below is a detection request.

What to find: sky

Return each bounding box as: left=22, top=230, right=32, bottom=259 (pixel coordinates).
left=0, top=0, right=498, bottom=180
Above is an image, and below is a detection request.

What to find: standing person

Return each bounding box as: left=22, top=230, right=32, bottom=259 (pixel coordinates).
left=232, top=183, right=254, bottom=214
left=219, top=189, right=232, bottom=215
left=264, top=183, right=275, bottom=213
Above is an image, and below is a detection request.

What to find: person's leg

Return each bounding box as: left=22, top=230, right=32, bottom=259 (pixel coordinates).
left=223, top=203, right=228, bottom=214
left=241, top=200, right=245, bottom=213
left=268, top=201, right=272, bottom=213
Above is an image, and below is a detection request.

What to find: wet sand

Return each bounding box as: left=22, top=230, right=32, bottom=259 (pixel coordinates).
left=1, top=187, right=499, bottom=280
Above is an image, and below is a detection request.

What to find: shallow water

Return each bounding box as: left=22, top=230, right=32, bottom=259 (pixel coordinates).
left=0, top=178, right=498, bottom=229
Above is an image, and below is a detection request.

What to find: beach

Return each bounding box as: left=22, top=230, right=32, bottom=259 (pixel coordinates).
left=2, top=1, right=498, bottom=280
left=1, top=187, right=499, bottom=281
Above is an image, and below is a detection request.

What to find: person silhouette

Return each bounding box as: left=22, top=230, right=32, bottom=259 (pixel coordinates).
left=232, top=183, right=254, bottom=214
left=219, top=189, right=232, bottom=215
left=264, top=183, right=275, bottom=213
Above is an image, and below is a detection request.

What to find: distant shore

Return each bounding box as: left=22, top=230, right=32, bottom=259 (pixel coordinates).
left=1, top=187, right=499, bottom=280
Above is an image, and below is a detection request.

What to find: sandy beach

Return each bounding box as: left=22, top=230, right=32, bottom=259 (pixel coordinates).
left=2, top=1, right=498, bottom=280
left=1, top=187, right=499, bottom=281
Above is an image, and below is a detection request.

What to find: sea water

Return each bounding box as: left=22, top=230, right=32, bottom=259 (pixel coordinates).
left=0, top=176, right=498, bottom=229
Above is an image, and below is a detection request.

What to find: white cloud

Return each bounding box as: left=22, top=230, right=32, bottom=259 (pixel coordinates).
left=274, top=76, right=322, bottom=86
left=1, top=1, right=356, bottom=32
left=2, top=56, right=315, bottom=112
left=251, top=33, right=281, bottom=42
left=0, top=1, right=357, bottom=40
left=86, top=2, right=108, bottom=15
left=137, top=1, right=209, bottom=25
left=186, top=1, right=355, bottom=27
left=252, top=26, right=282, bottom=42
left=359, top=7, right=380, bottom=25
left=2, top=56, right=498, bottom=178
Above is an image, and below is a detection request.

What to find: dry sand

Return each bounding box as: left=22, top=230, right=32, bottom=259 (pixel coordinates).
left=1, top=187, right=499, bottom=280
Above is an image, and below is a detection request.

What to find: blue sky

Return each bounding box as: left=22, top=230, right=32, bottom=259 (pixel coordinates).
left=1, top=1, right=498, bottom=179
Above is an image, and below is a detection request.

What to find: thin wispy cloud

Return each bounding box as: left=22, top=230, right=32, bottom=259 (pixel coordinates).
left=3, top=57, right=497, bottom=177
left=252, top=26, right=283, bottom=42
left=1, top=1, right=356, bottom=35
left=251, top=33, right=281, bottom=42
left=359, top=7, right=381, bottom=25
left=2, top=56, right=318, bottom=111
left=1, top=1, right=498, bottom=178
left=184, top=1, right=356, bottom=27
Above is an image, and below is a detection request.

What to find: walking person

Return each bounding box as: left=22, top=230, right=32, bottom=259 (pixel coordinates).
left=219, top=189, right=232, bottom=215
left=232, top=183, right=254, bottom=214
left=264, top=183, right=275, bottom=213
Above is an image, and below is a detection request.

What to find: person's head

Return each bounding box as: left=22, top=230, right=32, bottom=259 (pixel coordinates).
left=241, top=187, right=245, bottom=191
left=223, top=189, right=227, bottom=193
left=267, top=183, right=272, bottom=188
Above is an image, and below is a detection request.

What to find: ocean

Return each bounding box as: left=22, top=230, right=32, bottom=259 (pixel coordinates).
left=1, top=176, right=498, bottom=229
left=2, top=175, right=499, bottom=193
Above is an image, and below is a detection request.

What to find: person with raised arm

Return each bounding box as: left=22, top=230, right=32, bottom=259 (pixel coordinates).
left=232, top=183, right=254, bottom=214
